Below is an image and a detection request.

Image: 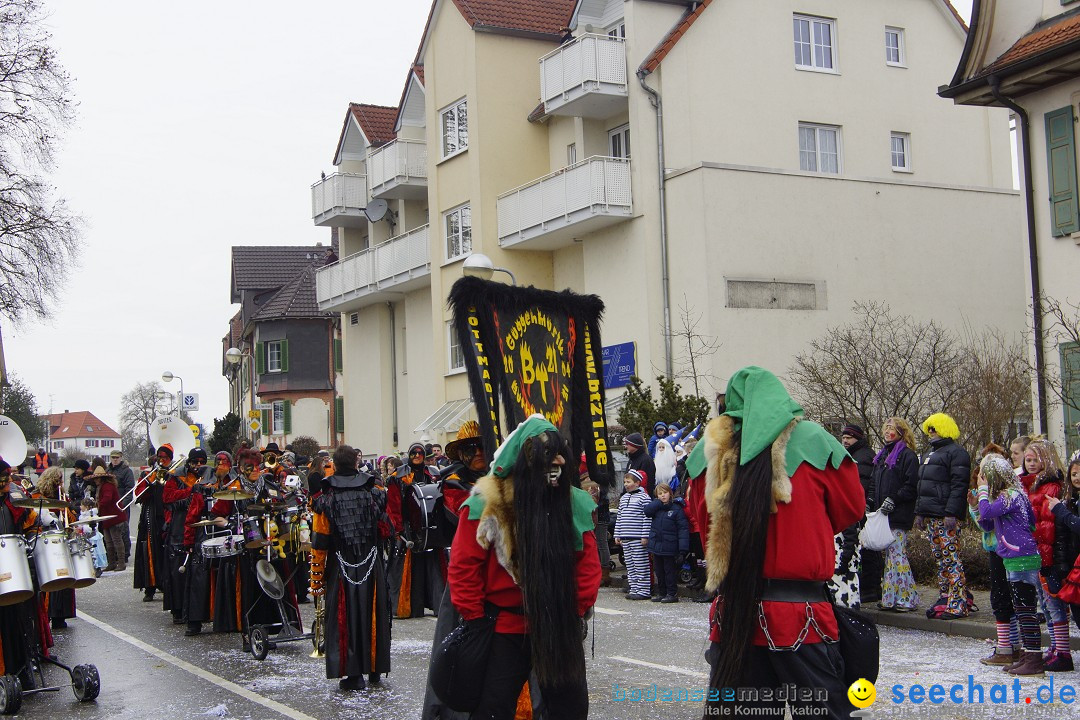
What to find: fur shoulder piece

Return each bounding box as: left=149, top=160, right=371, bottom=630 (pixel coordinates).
left=471, top=473, right=520, bottom=583
left=704, top=416, right=798, bottom=592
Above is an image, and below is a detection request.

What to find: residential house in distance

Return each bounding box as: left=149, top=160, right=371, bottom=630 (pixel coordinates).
left=941, top=0, right=1080, bottom=456
left=315, top=0, right=1026, bottom=453
left=46, top=411, right=121, bottom=458
left=226, top=246, right=343, bottom=450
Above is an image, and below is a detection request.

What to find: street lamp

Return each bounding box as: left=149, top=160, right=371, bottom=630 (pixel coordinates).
left=462, top=252, right=516, bottom=285
left=161, top=371, right=184, bottom=416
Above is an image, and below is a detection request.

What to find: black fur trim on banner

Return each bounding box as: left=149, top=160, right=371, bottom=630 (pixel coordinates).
left=448, top=276, right=615, bottom=489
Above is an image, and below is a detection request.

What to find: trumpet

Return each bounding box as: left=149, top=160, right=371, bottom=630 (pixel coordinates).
left=118, top=455, right=187, bottom=511
left=310, top=594, right=325, bottom=658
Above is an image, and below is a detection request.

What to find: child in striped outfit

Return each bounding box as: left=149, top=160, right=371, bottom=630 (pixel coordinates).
left=616, top=469, right=653, bottom=599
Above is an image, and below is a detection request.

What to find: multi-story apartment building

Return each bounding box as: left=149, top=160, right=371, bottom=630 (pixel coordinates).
left=941, top=0, right=1080, bottom=455
left=315, top=0, right=1026, bottom=454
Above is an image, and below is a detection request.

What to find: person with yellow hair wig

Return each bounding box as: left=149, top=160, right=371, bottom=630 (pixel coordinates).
left=915, top=412, right=973, bottom=619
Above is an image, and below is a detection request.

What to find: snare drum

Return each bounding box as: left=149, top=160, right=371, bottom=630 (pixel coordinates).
left=34, top=530, right=76, bottom=591
left=242, top=517, right=267, bottom=549
left=68, top=536, right=97, bottom=589
left=0, top=534, right=34, bottom=606
left=201, top=534, right=244, bottom=559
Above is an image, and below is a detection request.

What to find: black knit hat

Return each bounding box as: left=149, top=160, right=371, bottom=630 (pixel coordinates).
left=624, top=432, right=644, bottom=449
left=841, top=424, right=865, bottom=440
left=189, top=448, right=208, bottom=463
left=74, top=459, right=91, bottom=472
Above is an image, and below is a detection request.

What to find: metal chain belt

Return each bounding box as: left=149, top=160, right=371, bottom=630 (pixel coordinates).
left=335, top=546, right=377, bottom=586
left=757, top=601, right=837, bottom=651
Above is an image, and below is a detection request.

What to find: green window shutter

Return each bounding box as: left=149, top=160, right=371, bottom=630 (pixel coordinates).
left=1061, top=343, right=1080, bottom=459
left=1045, top=106, right=1079, bottom=237
left=335, top=397, right=345, bottom=433
left=333, top=339, right=343, bottom=372
left=280, top=339, right=289, bottom=373
left=261, top=408, right=271, bottom=432
left=255, top=342, right=266, bottom=374
left=283, top=400, right=292, bottom=434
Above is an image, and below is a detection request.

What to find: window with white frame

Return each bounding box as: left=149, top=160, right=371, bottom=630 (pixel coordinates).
left=607, top=23, right=625, bottom=39
left=272, top=400, right=285, bottom=434
left=609, top=124, right=630, bottom=159
left=798, top=123, right=841, bottom=174
left=448, top=322, right=465, bottom=372
left=567, top=143, right=577, bottom=166
left=445, top=204, right=472, bottom=261
left=891, top=132, right=911, bottom=171
left=440, top=99, right=468, bottom=158
left=885, top=27, right=905, bottom=66
left=267, top=340, right=283, bottom=372
left=793, top=15, right=836, bottom=71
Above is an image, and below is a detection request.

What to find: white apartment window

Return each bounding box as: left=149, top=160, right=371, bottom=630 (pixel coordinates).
left=607, top=23, right=625, bottom=39
left=567, top=143, right=577, bottom=165
left=885, top=27, right=905, bottom=66
left=448, top=322, right=465, bottom=372
left=445, top=204, right=473, bottom=261
left=440, top=98, right=468, bottom=158
left=794, top=15, right=836, bottom=71
left=609, top=124, right=630, bottom=159
left=798, top=123, right=841, bottom=174
left=267, top=340, right=283, bottom=372
left=103, top=439, right=114, bottom=448
left=272, top=401, right=285, bottom=434
left=891, top=132, right=911, bottom=171
left=53, top=441, right=64, bottom=450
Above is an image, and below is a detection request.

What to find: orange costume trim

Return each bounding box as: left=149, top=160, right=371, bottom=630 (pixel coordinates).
left=396, top=549, right=412, bottom=618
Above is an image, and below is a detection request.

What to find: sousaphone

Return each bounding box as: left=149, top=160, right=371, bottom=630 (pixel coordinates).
left=0, top=415, right=29, bottom=469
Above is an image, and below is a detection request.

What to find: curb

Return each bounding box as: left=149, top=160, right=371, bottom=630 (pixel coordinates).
left=862, top=608, right=1080, bottom=651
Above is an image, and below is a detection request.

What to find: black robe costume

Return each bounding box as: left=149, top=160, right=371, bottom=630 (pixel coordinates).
left=132, top=479, right=165, bottom=594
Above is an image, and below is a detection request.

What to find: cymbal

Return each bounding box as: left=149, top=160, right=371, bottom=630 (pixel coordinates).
left=188, top=519, right=220, bottom=527
left=213, top=489, right=253, bottom=501
left=12, top=497, right=69, bottom=510
left=68, top=514, right=118, bottom=527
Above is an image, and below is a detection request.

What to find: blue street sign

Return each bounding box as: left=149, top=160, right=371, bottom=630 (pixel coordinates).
left=602, top=341, right=636, bottom=389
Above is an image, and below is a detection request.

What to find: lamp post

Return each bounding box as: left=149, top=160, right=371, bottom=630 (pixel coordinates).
left=462, top=252, right=516, bottom=285
left=225, top=348, right=252, bottom=438
left=161, top=371, right=184, bottom=416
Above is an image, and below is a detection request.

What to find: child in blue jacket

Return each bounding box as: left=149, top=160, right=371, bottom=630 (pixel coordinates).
left=645, top=481, right=689, bottom=603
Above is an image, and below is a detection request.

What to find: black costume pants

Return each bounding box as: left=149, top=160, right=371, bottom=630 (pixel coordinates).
left=654, top=554, right=678, bottom=597
left=858, top=548, right=883, bottom=603
left=705, top=642, right=854, bottom=720
left=988, top=551, right=1015, bottom=623
left=473, top=632, right=588, bottom=720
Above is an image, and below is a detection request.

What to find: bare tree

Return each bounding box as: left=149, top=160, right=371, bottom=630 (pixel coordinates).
left=665, top=296, right=721, bottom=398
left=1038, top=294, right=1080, bottom=416
left=787, top=302, right=1029, bottom=453
left=0, top=0, right=82, bottom=323
left=119, top=381, right=165, bottom=453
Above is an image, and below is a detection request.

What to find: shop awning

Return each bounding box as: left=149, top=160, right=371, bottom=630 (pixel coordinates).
left=413, top=398, right=475, bottom=435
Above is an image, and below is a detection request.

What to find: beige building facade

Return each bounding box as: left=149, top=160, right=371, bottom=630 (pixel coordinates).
left=314, top=0, right=1026, bottom=454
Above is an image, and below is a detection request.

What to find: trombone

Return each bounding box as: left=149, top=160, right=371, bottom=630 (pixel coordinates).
left=118, top=455, right=187, bottom=511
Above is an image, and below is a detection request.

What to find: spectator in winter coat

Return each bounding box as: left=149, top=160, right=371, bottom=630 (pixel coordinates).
left=624, top=433, right=656, bottom=496
left=615, top=469, right=652, bottom=599
left=868, top=418, right=921, bottom=612
left=647, top=421, right=669, bottom=458
left=109, top=450, right=135, bottom=562
left=69, top=459, right=91, bottom=504
left=914, top=412, right=972, bottom=619
left=838, top=423, right=875, bottom=605
left=644, top=481, right=689, bottom=603
left=1049, top=458, right=1080, bottom=633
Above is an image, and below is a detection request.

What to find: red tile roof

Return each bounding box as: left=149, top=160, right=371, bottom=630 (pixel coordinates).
left=449, top=0, right=575, bottom=35
left=252, top=268, right=325, bottom=321
left=47, top=412, right=120, bottom=439
left=349, top=103, right=397, bottom=146
left=979, top=11, right=1080, bottom=76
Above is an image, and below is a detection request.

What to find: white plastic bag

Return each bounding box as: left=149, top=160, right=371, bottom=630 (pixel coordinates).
left=859, top=511, right=895, bottom=551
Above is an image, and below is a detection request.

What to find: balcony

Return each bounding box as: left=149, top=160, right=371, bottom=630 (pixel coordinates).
left=540, top=34, right=628, bottom=118
left=498, top=156, right=632, bottom=251
left=367, top=139, right=428, bottom=200
left=311, top=173, right=368, bottom=228
left=315, top=224, right=431, bottom=312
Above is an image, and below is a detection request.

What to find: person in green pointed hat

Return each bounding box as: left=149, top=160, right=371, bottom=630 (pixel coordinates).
left=699, top=367, right=867, bottom=720
left=442, top=415, right=600, bottom=719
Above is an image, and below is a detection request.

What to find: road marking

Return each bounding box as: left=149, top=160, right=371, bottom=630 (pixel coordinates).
left=79, top=611, right=318, bottom=720
left=610, top=655, right=709, bottom=679
left=593, top=606, right=629, bottom=616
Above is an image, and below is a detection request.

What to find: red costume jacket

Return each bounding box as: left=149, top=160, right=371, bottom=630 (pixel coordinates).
left=707, top=458, right=864, bottom=647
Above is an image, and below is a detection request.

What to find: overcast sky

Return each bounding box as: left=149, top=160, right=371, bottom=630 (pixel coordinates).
left=0, top=0, right=974, bottom=437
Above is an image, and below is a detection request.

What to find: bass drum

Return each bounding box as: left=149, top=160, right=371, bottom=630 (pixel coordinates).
left=68, top=537, right=97, bottom=589
left=0, top=535, right=33, bottom=606
left=403, top=483, right=443, bottom=553
left=34, top=531, right=76, bottom=591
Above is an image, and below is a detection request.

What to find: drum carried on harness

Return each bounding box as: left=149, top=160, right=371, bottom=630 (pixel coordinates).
left=67, top=536, right=97, bottom=589
left=34, top=530, right=76, bottom=592
left=403, top=482, right=443, bottom=553
left=0, top=534, right=33, bottom=606
left=202, top=534, right=244, bottom=559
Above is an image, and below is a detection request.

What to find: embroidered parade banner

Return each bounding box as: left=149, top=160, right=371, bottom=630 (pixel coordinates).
left=448, top=277, right=615, bottom=488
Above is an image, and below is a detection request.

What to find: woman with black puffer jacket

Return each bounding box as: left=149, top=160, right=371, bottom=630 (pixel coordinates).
left=867, top=417, right=921, bottom=613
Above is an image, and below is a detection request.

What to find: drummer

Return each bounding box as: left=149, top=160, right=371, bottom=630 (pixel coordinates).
left=0, top=459, right=46, bottom=689
left=386, top=442, right=443, bottom=619
left=34, top=468, right=76, bottom=630
left=207, top=451, right=248, bottom=635
left=180, top=450, right=229, bottom=637
left=161, top=450, right=202, bottom=625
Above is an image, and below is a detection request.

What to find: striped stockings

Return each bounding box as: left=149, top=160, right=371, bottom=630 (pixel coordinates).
left=623, top=541, right=651, bottom=596
left=1051, top=621, right=1073, bottom=658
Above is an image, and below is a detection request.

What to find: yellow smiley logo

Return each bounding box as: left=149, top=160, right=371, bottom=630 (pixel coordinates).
left=848, top=678, right=877, bottom=709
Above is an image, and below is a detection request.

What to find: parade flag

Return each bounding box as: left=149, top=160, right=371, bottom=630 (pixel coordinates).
left=448, top=277, right=615, bottom=488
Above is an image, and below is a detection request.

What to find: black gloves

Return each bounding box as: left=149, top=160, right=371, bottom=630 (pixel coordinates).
left=879, top=498, right=896, bottom=515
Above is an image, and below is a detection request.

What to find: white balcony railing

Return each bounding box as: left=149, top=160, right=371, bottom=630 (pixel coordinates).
left=497, top=156, right=631, bottom=246
left=311, top=172, right=367, bottom=222
left=315, top=224, right=430, bottom=310
left=540, top=34, right=628, bottom=116
left=367, top=139, right=427, bottom=198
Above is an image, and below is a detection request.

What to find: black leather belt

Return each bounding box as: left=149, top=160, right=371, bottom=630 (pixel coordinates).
left=759, top=579, right=829, bottom=603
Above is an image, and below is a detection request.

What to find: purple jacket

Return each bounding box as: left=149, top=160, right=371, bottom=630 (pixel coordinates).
left=977, top=488, right=1040, bottom=567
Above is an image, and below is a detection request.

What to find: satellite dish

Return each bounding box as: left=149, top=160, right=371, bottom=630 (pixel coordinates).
left=364, top=198, right=389, bottom=223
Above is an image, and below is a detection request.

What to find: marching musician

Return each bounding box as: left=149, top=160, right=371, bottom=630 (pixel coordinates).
left=309, top=444, right=391, bottom=691
left=0, top=459, right=46, bottom=690
left=133, top=447, right=168, bottom=602
left=161, top=449, right=201, bottom=625
left=180, top=451, right=229, bottom=636
left=208, top=450, right=250, bottom=636
left=35, top=468, right=76, bottom=630
left=386, top=442, right=443, bottom=619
